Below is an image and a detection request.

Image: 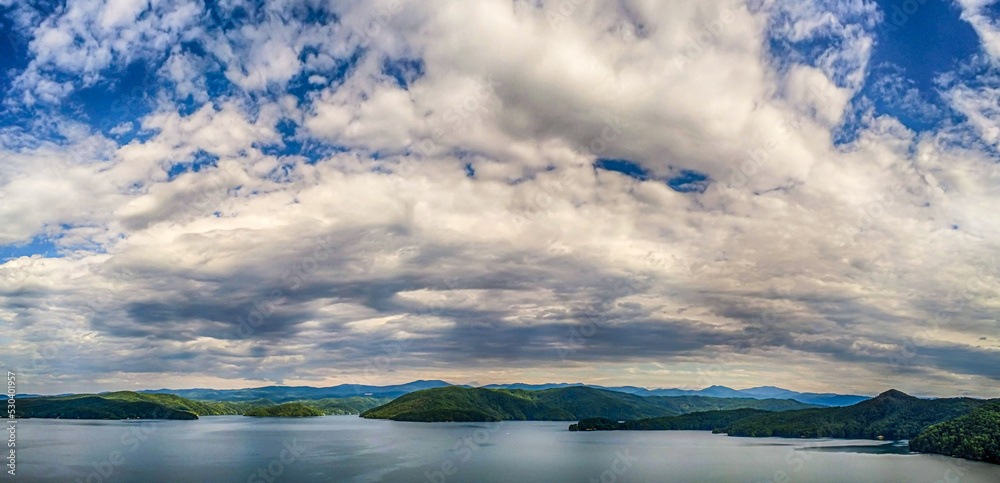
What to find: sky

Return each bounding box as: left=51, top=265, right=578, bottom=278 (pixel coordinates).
left=2, top=0, right=1000, bottom=397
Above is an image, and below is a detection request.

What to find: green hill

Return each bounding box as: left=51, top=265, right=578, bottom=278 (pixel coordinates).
left=361, top=386, right=570, bottom=422
left=16, top=391, right=287, bottom=417
left=97, top=391, right=241, bottom=415
left=38, top=391, right=243, bottom=416
left=529, top=386, right=672, bottom=421
left=244, top=403, right=323, bottom=417
left=361, top=386, right=816, bottom=422
left=910, top=402, right=1000, bottom=463
left=721, top=390, right=986, bottom=440
left=14, top=396, right=198, bottom=420
left=17, top=391, right=390, bottom=418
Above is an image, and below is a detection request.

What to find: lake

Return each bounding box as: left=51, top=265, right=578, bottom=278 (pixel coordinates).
left=14, top=416, right=1000, bottom=482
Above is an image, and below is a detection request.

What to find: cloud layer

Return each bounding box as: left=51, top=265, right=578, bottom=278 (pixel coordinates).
left=2, top=0, right=1000, bottom=397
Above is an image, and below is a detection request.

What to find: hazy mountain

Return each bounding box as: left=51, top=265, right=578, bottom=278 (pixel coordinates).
left=737, top=386, right=869, bottom=406
left=138, top=380, right=454, bottom=402
left=55, top=380, right=868, bottom=407
left=484, top=383, right=867, bottom=407
left=737, top=386, right=800, bottom=399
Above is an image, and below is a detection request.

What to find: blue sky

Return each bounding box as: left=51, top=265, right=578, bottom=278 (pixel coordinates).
left=3, top=0, right=1000, bottom=396
left=861, top=0, right=980, bottom=131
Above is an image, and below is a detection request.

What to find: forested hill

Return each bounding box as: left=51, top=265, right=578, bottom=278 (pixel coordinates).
left=909, top=402, right=1000, bottom=463
left=361, top=386, right=816, bottom=422
left=567, top=389, right=1000, bottom=465
left=721, top=389, right=986, bottom=440
left=14, top=396, right=199, bottom=420
left=14, top=391, right=391, bottom=419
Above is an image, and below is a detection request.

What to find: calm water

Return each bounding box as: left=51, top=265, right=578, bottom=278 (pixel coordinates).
left=14, top=416, right=1000, bottom=482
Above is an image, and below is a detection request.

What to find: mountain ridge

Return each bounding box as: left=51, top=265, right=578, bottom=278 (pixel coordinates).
left=37, top=381, right=870, bottom=407
left=481, top=383, right=868, bottom=406
left=720, top=389, right=987, bottom=439
left=360, top=386, right=819, bottom=422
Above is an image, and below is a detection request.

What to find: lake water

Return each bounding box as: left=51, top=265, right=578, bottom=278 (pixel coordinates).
left=14, top=416, right=1000, bottom=482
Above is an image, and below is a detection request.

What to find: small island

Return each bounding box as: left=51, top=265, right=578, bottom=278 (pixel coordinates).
left=243, top=402, right=323, bottom=417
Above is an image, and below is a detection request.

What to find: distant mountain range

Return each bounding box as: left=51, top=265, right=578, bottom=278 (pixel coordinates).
left=20, top=381, right=869, bottom=407
left=134, top=380, right=454, bottom=402
left=479, top=384, right=869, bottom=407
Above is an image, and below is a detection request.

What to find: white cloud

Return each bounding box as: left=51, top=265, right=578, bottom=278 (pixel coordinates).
left=956, top=0, right=1000, bottom=59
left=4, top=0, right=1000, bottom=396
left=109, top=122, right=134, bottom=136
left=99, top=0, right=149, bottom=31
left=9, top=0, right=203, bottom=102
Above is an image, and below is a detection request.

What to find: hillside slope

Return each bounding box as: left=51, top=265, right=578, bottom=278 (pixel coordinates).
left=722, top=390, right=985, bottom=440
left=14, top=396, right=198, bottom=420
left=46, top=391, right=242, bottom=416
left=17, top=391, right=390, bottom=417
left=361, top=386, right=573, bottom=422
left=910, top=402, right=1000, bottom=463
left=361, top=386, right=815, bottom=422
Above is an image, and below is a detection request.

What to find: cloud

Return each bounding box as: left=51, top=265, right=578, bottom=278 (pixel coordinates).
left=956, top=0, right=1000, bottom=59
left=9, top=0, right=204, bottom=104
left=2, top=0, right=1000, bottom=397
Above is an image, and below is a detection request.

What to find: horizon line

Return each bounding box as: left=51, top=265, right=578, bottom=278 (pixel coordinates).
left=16, top=379, right=887, bottom=398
